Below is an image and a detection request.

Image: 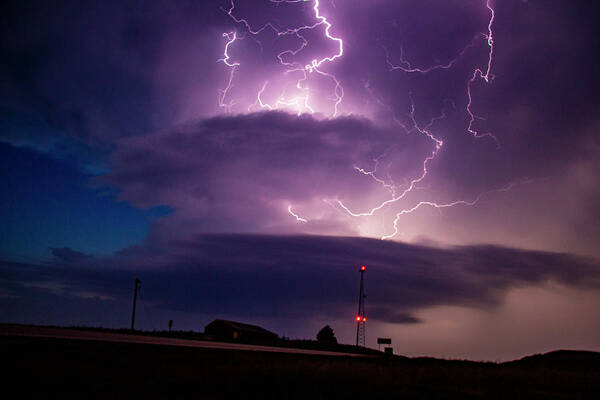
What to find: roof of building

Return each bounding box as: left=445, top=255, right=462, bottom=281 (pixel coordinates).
left=205, top=319, right=278, bottom=337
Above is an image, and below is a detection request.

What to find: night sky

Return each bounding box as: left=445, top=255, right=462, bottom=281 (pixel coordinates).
left=1, top=0, right=599, bottom=361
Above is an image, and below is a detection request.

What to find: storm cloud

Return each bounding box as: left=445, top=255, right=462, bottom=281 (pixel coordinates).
left=3, top=235, right=599, bottom=328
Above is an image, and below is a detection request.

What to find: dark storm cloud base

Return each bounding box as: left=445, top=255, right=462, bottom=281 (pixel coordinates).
left=2, top=234, right=598, bottom=326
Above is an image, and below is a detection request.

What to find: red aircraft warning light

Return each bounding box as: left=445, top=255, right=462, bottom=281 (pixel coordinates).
left=361, top=265, right=366, bottom=271
left=362, top=317, right=367, bottom=322
left=356, top=315, right=361, bottom=322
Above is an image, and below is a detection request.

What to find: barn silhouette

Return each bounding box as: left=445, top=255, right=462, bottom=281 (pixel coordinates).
left=204, top=319, right=278, bottom=344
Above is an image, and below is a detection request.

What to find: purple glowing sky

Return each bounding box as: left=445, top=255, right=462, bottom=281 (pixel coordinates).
left=1, top=0, right=600, bottom=360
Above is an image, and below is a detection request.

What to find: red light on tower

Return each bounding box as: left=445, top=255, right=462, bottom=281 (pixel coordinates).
left=361, top=265, right=366, bottom=271
left=362, top=317, right=367, bottom=322
left=356, top=315, right=361, bottom=322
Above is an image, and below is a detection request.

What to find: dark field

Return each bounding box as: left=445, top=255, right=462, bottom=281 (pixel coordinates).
left=4, top=334, right=600, bottom=399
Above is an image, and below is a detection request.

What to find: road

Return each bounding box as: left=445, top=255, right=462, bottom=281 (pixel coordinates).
left=0, top=324, right=367, bottom=357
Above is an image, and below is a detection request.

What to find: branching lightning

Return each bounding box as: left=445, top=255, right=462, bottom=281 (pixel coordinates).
left=383, top=33, right=482, bottom=74
left=338, top=93, right=446, bottom=218
left=383, top=1, right=498, bottom=145
left=335, top=0, right=516, bottom=239
left=216, top=0, right=520, bottom=238
left=379, top=180, right=528, bottom=240
left=218, top=31, right=240, bottom=112
left=219, top=0, right=344, bottom=116
left=466, top=0, right=500, bottom=146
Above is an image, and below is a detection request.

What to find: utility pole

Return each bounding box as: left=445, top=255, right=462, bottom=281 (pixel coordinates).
left=130, top=278, right=141, bottom=331
left=355, top=265, right=367, bottom=347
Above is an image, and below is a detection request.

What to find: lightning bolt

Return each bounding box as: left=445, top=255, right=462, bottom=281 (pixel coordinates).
left=381, top=180, right=528, bottom=240
left=248, top=81, right=274, bottom=112
left=219, top=0, right=344, bottom=116
left=334, top=0, right=516, bottom=240
left=466, top=0, right=500, bottom=146
left=216, top=1, right=524, bottom=241
left=384, top=0, right=498, bottom=145
left=218, top=31, right=240, bottom=112
left=288, top=205, right=308, bottom=222
left=353, top=150, right=398, bottom=198
left=338, top=93, right=446, bottom=218
left=383, top=33, right=482, bottom=74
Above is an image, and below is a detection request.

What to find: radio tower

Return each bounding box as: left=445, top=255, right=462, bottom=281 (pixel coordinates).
left=355, top=265, right=367, bottom=346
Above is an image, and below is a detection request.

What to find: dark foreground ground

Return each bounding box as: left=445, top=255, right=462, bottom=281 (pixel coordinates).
left=4, top=334, right=600, bottom=399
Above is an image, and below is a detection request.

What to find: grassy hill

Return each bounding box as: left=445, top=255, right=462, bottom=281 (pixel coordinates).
left=3, top=331, right=599, bottom=399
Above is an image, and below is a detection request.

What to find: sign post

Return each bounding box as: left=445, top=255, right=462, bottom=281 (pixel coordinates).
left=377, top=337, right=392, bottom=352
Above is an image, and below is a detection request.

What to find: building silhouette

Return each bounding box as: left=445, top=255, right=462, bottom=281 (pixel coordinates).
left=204, top=319, right=278, bottom=343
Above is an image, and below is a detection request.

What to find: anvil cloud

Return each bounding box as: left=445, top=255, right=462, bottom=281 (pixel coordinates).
left=105, top=111, right=433, bottom=238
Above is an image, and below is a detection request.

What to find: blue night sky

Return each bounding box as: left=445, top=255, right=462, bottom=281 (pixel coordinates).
left=0, top=140, right=169, bottom=262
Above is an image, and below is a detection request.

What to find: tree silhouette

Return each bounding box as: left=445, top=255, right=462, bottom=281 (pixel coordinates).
left=316, top=325, right=337, bottom=344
